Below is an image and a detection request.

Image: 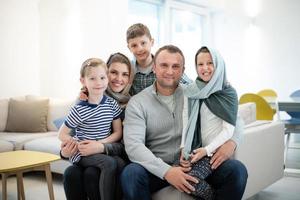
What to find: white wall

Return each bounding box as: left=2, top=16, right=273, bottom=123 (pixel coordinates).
left=0, top=0, right=299, bottom=99
left=39, top=0, right=128, bottom=98
left=0, top=0, right=40, bottom=98
left=0, top=0, right=128, bottom=99
left=210, top=0, right=300, bottom=99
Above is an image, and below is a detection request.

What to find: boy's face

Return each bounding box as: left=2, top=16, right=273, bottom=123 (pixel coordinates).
left=127, top=35, right=154, bottom=63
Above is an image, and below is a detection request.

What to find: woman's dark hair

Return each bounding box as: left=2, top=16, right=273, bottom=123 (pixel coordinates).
left=106, top=52, right=132, bottom=76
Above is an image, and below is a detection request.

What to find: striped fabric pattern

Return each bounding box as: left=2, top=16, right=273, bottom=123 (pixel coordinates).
left=65, top=96, right=121, bottom=163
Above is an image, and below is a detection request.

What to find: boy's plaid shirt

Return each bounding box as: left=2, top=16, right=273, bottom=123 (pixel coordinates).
left=129, top=71, right=192, bottom=96
left=129, top=71, right=156, bottom=95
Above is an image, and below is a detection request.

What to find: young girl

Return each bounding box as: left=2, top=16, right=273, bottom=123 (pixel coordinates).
left=59, top=57, right=123, bottom=200
left=180, top=46, right=238, bottom=200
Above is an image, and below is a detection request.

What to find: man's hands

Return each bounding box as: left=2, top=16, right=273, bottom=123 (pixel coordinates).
left=210, top=140, right=236, bottom=169
left=164, top=166, right=198, bottom=194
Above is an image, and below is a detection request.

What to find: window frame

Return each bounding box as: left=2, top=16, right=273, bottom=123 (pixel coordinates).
left=128, top=0, right=211, bottom=46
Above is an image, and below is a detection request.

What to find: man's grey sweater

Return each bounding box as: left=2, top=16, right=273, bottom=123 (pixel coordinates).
left=124, top=84, right=184, bottom=179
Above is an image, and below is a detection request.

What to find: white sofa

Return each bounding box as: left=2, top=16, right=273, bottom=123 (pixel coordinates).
left=0, top=96, right=72, bottom=174
left=0, top=96, right=284, bottom=199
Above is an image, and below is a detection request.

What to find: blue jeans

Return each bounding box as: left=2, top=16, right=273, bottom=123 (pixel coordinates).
left=206, top=159, right=248, bottom=200
left=121, top=159, right=247, bottom=200
left=120, top=163, right=169, bottom=200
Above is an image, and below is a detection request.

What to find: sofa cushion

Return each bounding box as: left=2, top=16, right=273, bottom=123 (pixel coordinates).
left=0, top=99, right=9, bottom=131
left=47, top=99, right=74, bottom=131
left=5, top=98, right=49, bottom=132
left=0, top=131, right=57, bottom=150
left=23, top=95, right=73, bottom=131
left=0, top=140, right=14, bottom=152
left=24, top=136, right=62, bottom=155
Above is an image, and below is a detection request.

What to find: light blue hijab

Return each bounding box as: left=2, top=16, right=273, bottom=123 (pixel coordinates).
left=183, top=47, right=238, bottom=159
left=184, top=48, right=227, bottom=99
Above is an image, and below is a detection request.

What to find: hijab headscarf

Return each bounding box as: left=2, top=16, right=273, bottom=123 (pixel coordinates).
left=183, top=47, right=238, bottom=159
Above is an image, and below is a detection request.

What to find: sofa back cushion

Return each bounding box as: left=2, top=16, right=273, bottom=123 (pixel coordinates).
left=0, top=99, right=9, bottom=131
left=47, top=98, right=74, bottom=131
left=25, top=95, right=74, bottom=131
left=5, top=98, right=49, bottom=132
left=238, top=102, right=256, bottom=125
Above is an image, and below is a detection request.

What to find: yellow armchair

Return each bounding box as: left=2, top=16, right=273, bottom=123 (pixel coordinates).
left=257, top=89, right=278, bottom=114
left=257, top=89, right=277, bottom=97
left=239, top=93, right=274, bottom=120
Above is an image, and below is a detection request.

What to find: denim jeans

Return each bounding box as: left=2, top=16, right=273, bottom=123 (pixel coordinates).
left=120, top=163, right=169, bottom=200
left=121, top=159, right=247, bottom=200
left=206, top=159, right=248, bottom=200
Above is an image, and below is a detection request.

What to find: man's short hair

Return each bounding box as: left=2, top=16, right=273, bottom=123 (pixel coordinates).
left=154, top=45, right=185, bottom=67
left=126, top=23, right=152, bottom=42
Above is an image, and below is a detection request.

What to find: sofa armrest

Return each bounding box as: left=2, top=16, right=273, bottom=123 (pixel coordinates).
left=234, top=121, right=285, bottom=199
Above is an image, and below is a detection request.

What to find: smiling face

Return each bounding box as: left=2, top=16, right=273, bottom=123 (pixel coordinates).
left=80, top=66, right=108, bottom=97
left=196, top=52, right=215, bottom=82
left=153, top=49, right=184, bottom=94
left=108, top=62, right=130, bottom=93
left=127, top=35, right=153, bottom=65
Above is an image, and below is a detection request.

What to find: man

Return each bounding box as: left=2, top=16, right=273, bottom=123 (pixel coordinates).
left=121, top=45, right=247, bottom=200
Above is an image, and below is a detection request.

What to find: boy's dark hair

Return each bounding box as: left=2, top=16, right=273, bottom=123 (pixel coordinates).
left=154, top=45, right=185, bottom=67
left=195, top=46, right=210, bottom=66
left=126, top=23, right=152, bottom=42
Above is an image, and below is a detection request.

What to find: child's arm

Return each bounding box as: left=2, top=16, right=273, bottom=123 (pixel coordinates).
left=99, top=118, right=122, bottom=144
left=58, top=123, right=73, bottom=142
left=179, top=148, right=191, bottom=168
left=204, top=121, right=235, bottom=156
left=190, top=121, right=235, bottom=163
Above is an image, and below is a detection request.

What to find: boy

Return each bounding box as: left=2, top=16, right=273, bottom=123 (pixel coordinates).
left=126, top=23, right=191, bottom=95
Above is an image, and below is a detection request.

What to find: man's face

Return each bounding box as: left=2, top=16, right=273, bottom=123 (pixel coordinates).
left=153, top=50, right=184, bottom=91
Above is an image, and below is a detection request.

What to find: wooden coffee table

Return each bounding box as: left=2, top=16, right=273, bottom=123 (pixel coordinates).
left=0, top=150, right=60, bottom=200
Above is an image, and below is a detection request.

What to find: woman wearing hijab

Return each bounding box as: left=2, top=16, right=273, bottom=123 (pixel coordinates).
left=179, top=46, right=244, bottom=200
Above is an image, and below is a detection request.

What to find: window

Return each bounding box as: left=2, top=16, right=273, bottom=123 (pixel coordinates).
left=128, top=0, right=162, bottom=50
left=128, top=0, right=210, bottom=79
left=170, top=8, right=204, bottom=79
